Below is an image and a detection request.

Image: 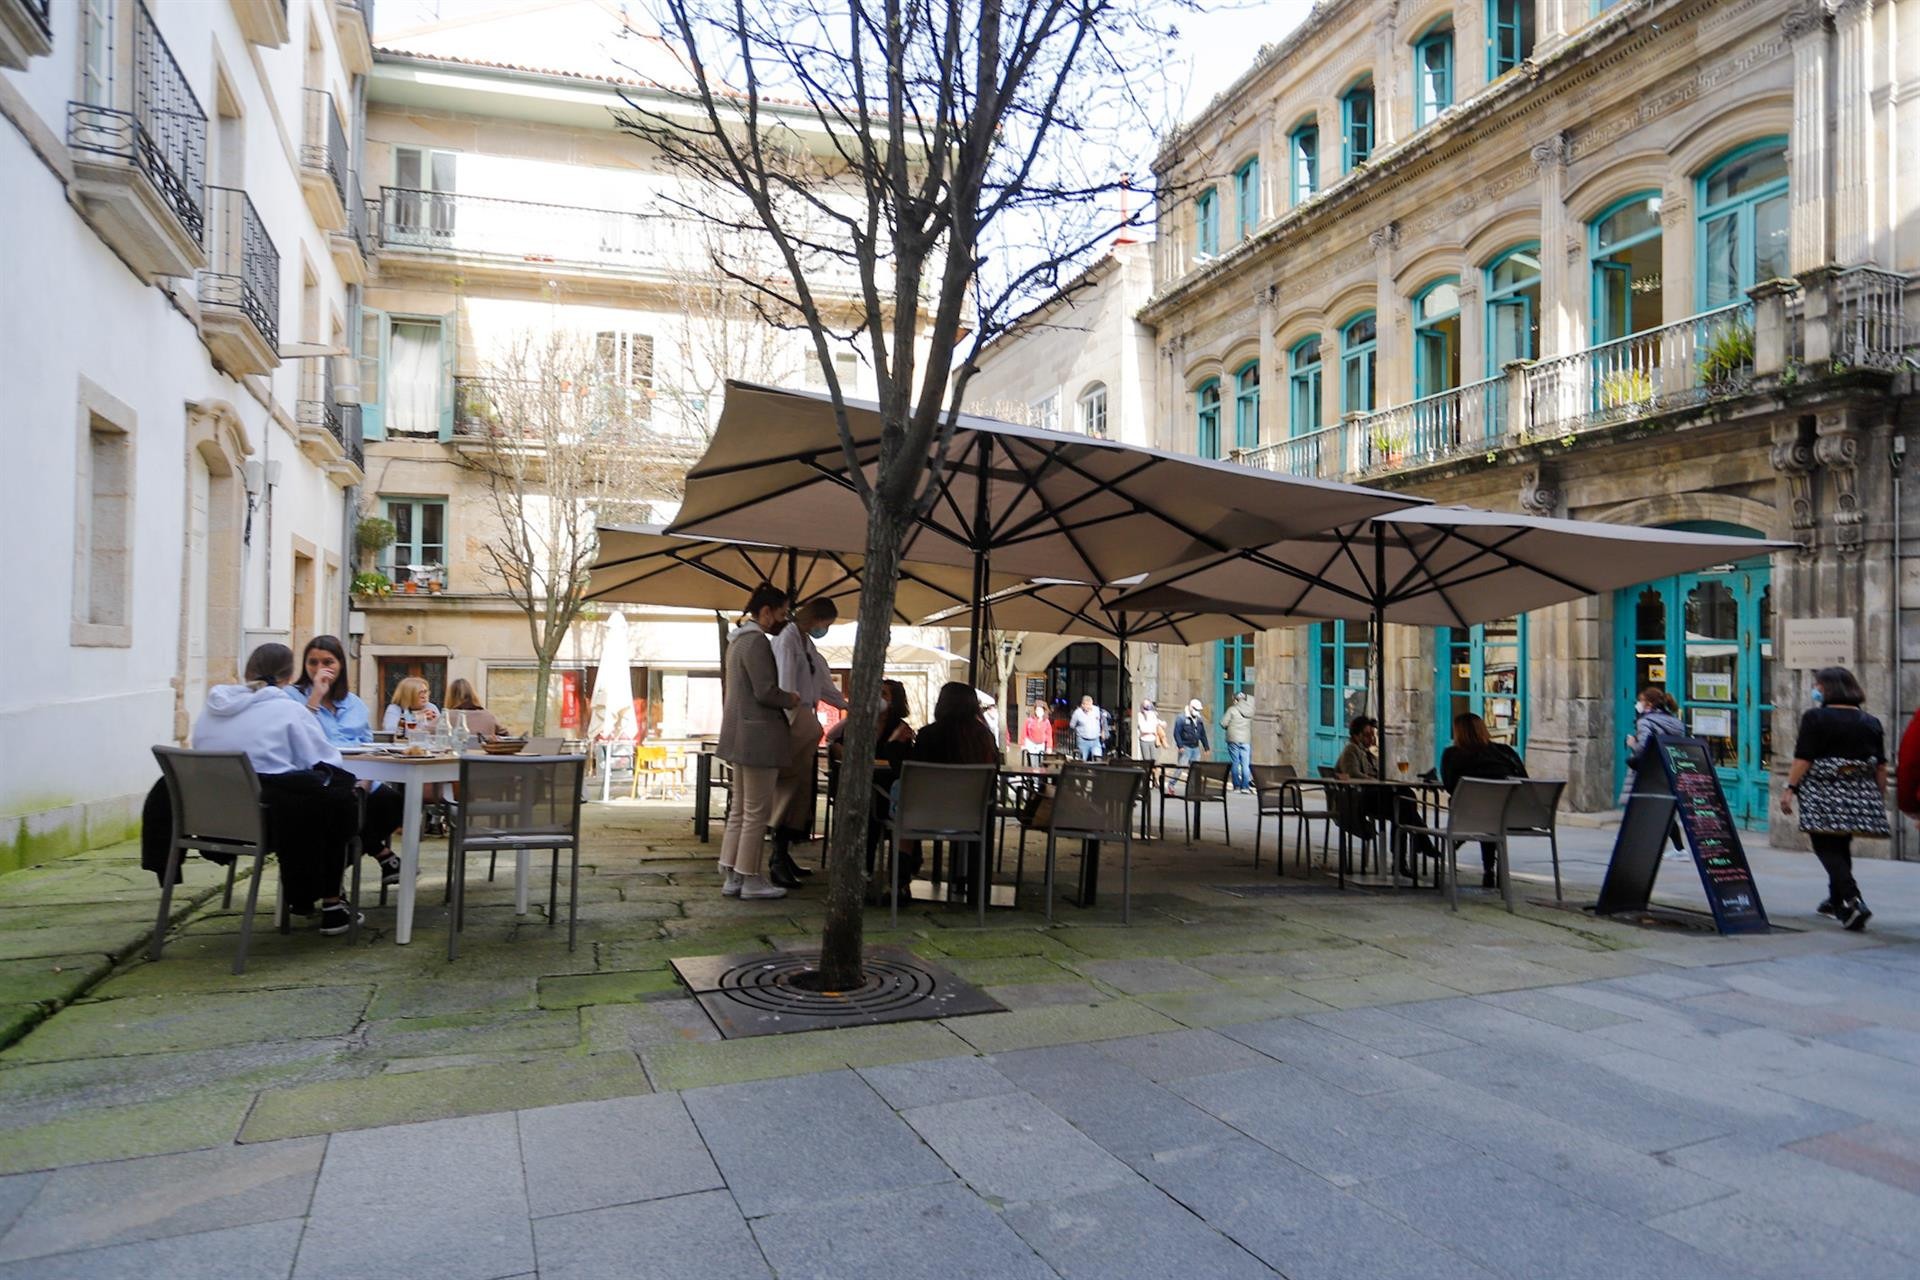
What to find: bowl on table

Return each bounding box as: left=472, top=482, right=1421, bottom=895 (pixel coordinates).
left=481, top=738, right=527, bottom=755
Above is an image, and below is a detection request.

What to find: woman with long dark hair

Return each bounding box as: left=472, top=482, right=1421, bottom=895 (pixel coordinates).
left=290, top=636, right=401, bottom=885
left=1439, top=712, right=1528, bottom=887
left=1781, top=666, right=1886, bottom=931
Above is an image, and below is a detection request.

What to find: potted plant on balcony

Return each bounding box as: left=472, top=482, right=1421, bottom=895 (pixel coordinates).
left=1700, top=321, right=1754, bottom=386
left=351, top=570, right=392, bottom=598
left=1597, top=368, right=1655, bottom=411
left=355, top=515, right=396, bottom=565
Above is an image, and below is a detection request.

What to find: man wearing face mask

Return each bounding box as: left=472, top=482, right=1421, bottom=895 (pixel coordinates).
left=770, top=598, right=850, bottom=884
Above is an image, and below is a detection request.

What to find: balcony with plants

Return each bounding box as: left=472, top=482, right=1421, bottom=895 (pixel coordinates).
left=65, top=0, right=207, bottom=282
left=1235, top=269, right=1911, bottom=485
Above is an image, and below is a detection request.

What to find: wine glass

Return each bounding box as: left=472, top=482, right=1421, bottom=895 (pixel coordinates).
left=1396, top=759, right=1411, bottom=779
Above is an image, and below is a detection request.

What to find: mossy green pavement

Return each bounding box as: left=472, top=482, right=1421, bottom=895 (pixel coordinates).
left=0, top=799, right=1680, bottom=1175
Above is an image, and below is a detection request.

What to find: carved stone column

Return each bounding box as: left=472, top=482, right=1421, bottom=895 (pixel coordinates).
left=1372, top=7, right=1400, bottom=148
left=1784, top=1, right=1834, bottom=275
left=1369, top=221, right=1402, bottom=403
left=1531, top=133, right=1572, bottom=359
left=1831, top=0, right=1877, bottom=265
left=1770, top=416, right=1819, bottom=549
left=1256, top=283, right=1278, bottom=452
left=1813, top=407, right=1865, bottom=557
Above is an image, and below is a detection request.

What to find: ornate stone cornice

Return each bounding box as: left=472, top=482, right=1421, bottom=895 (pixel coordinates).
left=1367, top=222, right=1399, bottom=253
left=1768, top=419, right=1818, bottom=544
left=1529, top=132, right=1571, bottom=170
left=1813, top=409, right=1865, bottom=555
left=1781, top=0, right=1833, bottom=40
left=1519, top=467, right=1560, bottom=518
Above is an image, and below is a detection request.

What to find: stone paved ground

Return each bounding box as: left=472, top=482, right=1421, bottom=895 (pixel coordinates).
left=0, top=792, right=1916, bottom=1277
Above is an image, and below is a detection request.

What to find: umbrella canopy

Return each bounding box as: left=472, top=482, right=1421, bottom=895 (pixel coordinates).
left=587, top=609, right=637, bottom=742
left=1108, top=507, right=1791, bottom=630
left=926, top=578, right=1283, bottom=647
left=667, top=382, right=1422, bottom=583
left=585, top=525, right=1018, bottom=624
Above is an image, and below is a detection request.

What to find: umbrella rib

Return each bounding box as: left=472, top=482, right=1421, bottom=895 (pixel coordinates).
left=1386, top=524, right=1472, bottom=630
left=992, top=442, right=1123, bottom=581
left=1423, top=527, right=1600, bottom=598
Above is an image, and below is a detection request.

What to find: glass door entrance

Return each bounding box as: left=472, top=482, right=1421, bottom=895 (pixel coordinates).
left=1616, top=562, right=1773, bottom=827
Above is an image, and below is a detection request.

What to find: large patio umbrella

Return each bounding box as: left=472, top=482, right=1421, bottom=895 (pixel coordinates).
left=666, top=381, right=1421, bottom=672
left=1108, top=506, right=1794, bottom=776
left=922, top=577, right=1287, bottom=753
left=585, top=524, right=1018, bottom=623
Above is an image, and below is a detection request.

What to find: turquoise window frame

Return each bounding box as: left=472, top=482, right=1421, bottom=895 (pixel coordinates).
left=1195, top=378, right=1222, bottom=458
left=1412, top=277, right=1462, bottom=398
left=1341, top=80, right=1374, bottom=172
left=1483, top=242, right=1542, bottom=379
left=1288, top=337, right=1322, bottom=437
left=1433, top=617, right=1529, bottom=769
left=1233, top=360, right=1261, bottom=451
left=1234, top=157, right=1260, bottom=241
left=1487, top=0, right=1533, bottom=79
left=1309, top=620, right=1373, bottom=772
left=1414, top=27, right=1453, bottom=127
left=1694, top=137, right=1790, bottom=310
left=1214, top=633, right=1257, bottom=729
left=1339, top=312, right=1377, bottom=414
left=1195, top=187, right=1219, bottom=258
left=1289, top=121, right=1319, bottom=206
left=382, top=496, right=450, bottom=583
left=1588, top=190, right=1664, bottom=343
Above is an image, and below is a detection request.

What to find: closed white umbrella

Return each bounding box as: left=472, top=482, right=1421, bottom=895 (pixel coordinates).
left=589, top=608, right=638, bottom=744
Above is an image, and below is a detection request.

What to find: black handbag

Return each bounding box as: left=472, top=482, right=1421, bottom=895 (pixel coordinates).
left=1797, top=758, right=1890, bottom=837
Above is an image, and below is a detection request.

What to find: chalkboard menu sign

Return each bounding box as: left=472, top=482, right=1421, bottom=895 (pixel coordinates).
left=1596, top=734, right=1770, bottom=935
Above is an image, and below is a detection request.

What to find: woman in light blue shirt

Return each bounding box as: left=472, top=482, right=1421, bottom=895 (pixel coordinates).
left=290, top=636, right=400, bottom=881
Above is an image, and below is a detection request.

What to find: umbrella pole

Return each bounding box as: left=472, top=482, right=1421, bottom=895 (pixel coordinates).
left=1374, top=524, right=1388, bottom=785
left=1116, top=619, right=1132, bottom=758
left=966, top=433, right=992, bottom=683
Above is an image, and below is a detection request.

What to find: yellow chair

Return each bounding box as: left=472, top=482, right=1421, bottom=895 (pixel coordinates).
left=631, top=743, right=678, bottom=799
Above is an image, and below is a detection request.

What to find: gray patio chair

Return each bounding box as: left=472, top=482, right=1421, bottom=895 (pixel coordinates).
left=884, top=762, right=997, bottom=927
left=1043, top=764, right=1145, bottom=925
left=1161, top=760, right=1230, bottom=844
left=1319, top=765, right=1377, bottom=887
left=150, top=747, right=364, bottom=974
left=1398, top=778, right=1523, bottom=911
left=1251, top=764, right=1301, bottom=871
left=1505, top=779, right=1569, bottom=901
left=447, top=755, right=586, bottom=960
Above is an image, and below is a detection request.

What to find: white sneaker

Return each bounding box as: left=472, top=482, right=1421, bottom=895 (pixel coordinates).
left=738, top=874, right=787, bottom=900
left=717, top=860, right=731, bottom=876
left=722, top=870, right=743, bottom=897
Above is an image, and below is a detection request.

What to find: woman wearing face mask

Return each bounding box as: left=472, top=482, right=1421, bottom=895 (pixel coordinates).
left=717, top=584, right=802, bottom=900
left=1624, top=687, right=1688, bottom=855
left=1781, top=667, right=1887, bottom=931
left=768, top=598, right=849, bottom=885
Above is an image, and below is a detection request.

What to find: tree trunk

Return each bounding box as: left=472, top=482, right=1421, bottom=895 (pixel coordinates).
left=815, top=497, right=913, bottom=987
left=532, top=652, right=554, bottom=737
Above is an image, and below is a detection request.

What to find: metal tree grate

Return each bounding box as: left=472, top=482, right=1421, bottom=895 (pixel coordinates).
left=670, top=945, right=1004, bottom=1039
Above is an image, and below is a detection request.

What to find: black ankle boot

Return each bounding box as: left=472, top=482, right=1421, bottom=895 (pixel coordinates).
left=780, top=827, right=815, bottom=875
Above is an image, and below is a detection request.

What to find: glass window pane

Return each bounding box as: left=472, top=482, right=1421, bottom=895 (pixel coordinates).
left=1597, top=195, right=1661, bottom=250
left=1706, top=146, right=1787, bottom=207
left=1417, top=281, right=1460, bottom=321
left=1754, top=193, right=1789, bottom=282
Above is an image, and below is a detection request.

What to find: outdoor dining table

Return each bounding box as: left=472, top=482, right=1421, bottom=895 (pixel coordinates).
left=337, top=750, right=535, bottom=945
left=1318, top=775, right=1449, bottom=887
left=997, top=763, right=1158, bottom=908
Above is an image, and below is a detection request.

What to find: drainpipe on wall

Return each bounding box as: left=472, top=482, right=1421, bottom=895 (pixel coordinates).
left=1893, top=431, right=1907, bottom=860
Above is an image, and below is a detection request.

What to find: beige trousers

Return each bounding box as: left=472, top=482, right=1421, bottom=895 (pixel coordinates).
left=719, top=764, right=778, bottom=877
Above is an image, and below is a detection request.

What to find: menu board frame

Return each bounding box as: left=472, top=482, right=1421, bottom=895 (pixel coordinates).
left=1595, top=734, right=1771, bottom=935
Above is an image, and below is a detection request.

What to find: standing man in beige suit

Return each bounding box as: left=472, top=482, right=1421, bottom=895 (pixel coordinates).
left=717, top=585, right=801, bottom=900
left=770, top=597, right=849, bottom=885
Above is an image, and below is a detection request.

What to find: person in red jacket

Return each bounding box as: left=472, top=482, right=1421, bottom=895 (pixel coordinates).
left=1018, top=701, right=1054, bottom=766
left=1899, top=708, right=1920, bottom=820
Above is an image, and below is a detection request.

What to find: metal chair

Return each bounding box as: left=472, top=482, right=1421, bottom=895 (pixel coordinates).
left=1161, top=760, right=1230, bottom=844
left=1043, top=764, right=1145, bottom=924
left=1250, top=764, right=1299, bottom=871
left=1398, top=778, right=1523, bottom=911
left=1318, top=766, right=1377, bottom=887
left=1505, top=779, right=1569, bottom=901
left=447, top=755, right=587, bottom=960
left=884, top=762, right=997, bottom=927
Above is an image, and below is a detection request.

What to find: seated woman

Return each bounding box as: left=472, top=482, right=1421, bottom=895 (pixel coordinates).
left=289, top=636, right=403, bottom=885
left=1439, top=712, right=1529, bottom=887
left=383, top=677, right=440, bottom=735
left=828, top=679, right=916, bottom=881
left=444, top=678, right=502, bottom=739
left=1334, top=715, right=1436, bottom=876
left=192, top=643, right=362, bottom=934
left=898, top=681, right=1000, bottom=898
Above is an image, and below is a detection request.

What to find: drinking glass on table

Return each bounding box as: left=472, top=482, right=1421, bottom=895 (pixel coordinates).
left=1396, top=760, right=1410, bottom=778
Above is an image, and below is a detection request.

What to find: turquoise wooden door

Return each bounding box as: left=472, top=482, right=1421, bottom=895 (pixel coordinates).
left=1433, top=617, right=1527, bottom=769
left=1615, top=563, right=1773, bottom=827
left=1308, top=621, right=1372, bottom=772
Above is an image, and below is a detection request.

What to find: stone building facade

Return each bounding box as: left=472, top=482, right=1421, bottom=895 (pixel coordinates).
left=980, top=0, right=1918, bottom=842
left=2, top=0, right=373, bottom=864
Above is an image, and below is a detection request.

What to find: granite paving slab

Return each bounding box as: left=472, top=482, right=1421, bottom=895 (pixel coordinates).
left=1218, top=1016, right=1450, bottom=1095
left=903, top=1089, right=1138, bottom=1205
left=517, top=1093, right=722, bottom=1218
left=987, top=1043, right=1241, bottom=1159
left=1, top=986, right=371, bottom=1064
left=1087, top=1028, right=1272, bottom=1082
left=294, top=1112, right=533, bottom=1280
left=1004, top=1181, right=1276, bottom=1280
left=682, top=1070, right=953, bottom=1217
left=1647, top=1195, right=1920, bottom=1280
left=531, top=1189, right=770, bottom=1280
left=749, top=1181, right=1055, bottom=1280
left=0, top=1218, right=305, bottom=1280
left=1296, top=1005, right=1478, bottom=1056
left=1784, top=1122, right=1920, bottom=1196
left=0, top=1177, right=43, bottom=1240
left=855, top=1055, right=1017, bottom=1111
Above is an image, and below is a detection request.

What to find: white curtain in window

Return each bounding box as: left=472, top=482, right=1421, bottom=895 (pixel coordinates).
left=389, top=322, right=439, bottom=434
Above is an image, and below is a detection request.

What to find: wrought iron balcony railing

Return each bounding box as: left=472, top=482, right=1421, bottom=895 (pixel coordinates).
left=338, top=402, right=364, bottom=470
left=343, top=169, right=367, bottom=252
left=201, top=186, right=280, bottom=347
left=1828, top=267, right=1908, bottom=371
left=21, top=0, right=52, bottom=38
left=301, top=88, right=347, bottom=206
left=65, top=0, right=207, bottom=243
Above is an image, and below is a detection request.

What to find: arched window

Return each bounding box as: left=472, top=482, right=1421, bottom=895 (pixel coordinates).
left=1487, top=0, right=1534, bottom=78
left=1288, top=337, right=1323, bottom=436
left=1340, top=313, right=1376, bottom=414
left=1194, top=187, right=1219, bottom=259
left=1697, top=139, right=1788, bottom=308
left=1412, top=278, right=1461, bottom=398
left=1589, top=191, right=1663, bottom=342
left=1194, top=378, right=1221, bottom=458
left=1234, top=157, right=1260, bottom=241
left=1234, top=360, right=1261, bottom=451
left=1289, top=119, right=1319, bottom=206
left=1077, top=382, right=1108, bottom=438
left=1414, top=22, right=1454, bottom=127
left=1341, top=78, right=1375, bottom=172
left=1484, top=243, right=1542, bottom=376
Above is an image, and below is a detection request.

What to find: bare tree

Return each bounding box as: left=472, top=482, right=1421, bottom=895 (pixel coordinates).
left=461, top=331, right=693, bottom=734
left=619, top=0, right=1179, bottom=986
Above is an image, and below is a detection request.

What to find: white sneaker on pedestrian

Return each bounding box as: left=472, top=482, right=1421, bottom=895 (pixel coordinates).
left=717, top=859, right=731, bottom=876
left=738, top=874, right=787, bottom=900
left=721, top=870, right=743, bottom=897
